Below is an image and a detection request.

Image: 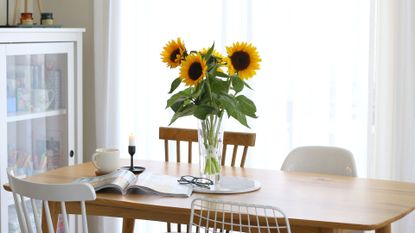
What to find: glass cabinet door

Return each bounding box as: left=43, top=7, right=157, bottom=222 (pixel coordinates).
left=2, top=43, right=74, bottom=233
left=7, top=52, right=69, bottom=175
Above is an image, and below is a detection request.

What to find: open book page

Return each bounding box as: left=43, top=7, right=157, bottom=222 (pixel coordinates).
left=76, top=169, right=136, bottom=194
left=127, top=173, right=192, bottom=197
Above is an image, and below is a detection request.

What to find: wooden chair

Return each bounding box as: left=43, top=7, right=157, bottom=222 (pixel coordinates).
left=7, top=167, right=96, bottom=233
left=189, top=198, right=291, bottom=233
left=159, top=126, right=256, bottom=232
left=159, top=127, right=256, bottom=167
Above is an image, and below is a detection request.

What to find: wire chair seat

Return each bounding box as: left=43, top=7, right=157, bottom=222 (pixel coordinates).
left=189, top=198, right=291, bottom=233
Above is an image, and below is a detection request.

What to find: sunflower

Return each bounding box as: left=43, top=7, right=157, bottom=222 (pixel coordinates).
left=161, top=38, right=186, bottom=68
left=226, top=42, right=261, bottom=80
left=199, top=48, right=225, bottom=73
left=180, top=54, right=207, bottom=86
left=200, top=48, right=224, bottom=60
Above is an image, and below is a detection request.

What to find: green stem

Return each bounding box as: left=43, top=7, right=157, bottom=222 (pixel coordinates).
left=201, top=113, right=223, bottom=175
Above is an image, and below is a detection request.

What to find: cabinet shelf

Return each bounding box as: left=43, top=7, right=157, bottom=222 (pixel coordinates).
left=7, top=109, right=67, bottom=123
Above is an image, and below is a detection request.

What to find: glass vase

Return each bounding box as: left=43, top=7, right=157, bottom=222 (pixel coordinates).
left=198, top=114, right=224, bottom=185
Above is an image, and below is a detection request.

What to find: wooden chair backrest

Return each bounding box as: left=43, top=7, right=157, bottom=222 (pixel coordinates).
left=159, top=127, right=256, bottom=167
left=7, top=168, right=96, bottom=233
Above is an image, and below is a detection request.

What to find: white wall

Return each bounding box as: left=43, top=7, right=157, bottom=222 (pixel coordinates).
left=0, top=0, right=5, bottom=25
left=33, top=0, right=96, bottom=162
left=40, top=0, right=96, bottom=162
left=0, top=0, right=33, bottom=25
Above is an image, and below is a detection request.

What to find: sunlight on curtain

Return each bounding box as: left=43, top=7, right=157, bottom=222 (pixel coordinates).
left=117, top=0, right=370, bottom=176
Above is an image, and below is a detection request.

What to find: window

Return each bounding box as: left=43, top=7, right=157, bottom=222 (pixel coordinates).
left=116, top=0, right=370, bottom=176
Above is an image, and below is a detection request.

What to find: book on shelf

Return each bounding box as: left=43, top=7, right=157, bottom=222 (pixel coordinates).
left=75, top=169, right=192, bottom=197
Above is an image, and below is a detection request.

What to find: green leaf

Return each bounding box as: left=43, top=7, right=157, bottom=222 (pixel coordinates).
left=166, top=88, right=191, bottom=108
left=232, top=76, right=244, bottom=93
left=168, top=77, right=182, bottom=94
left=214, top=71, right=229, bottom=78
left=194, top=105, right=217, bottom=120
left=170, top=98, right=192, bottom=112
left=208, top=64, right=220, bottom=75
left=217, top=93, right=235, bottom=112
left=204, top=42, right=215, bottom=61
left=170, top=100, right=184, bottom=112
left=169, top=104, right=196, bottom=125
left=191, top=81, right=204, bottom=99
left=234, top=113, right=249, bottom=128
left=236, top=95, right=257, bottom=118
left=243, top=80, right=253, bottom=90
left=217, top=93, right=249, bottom=128
left=209, top=77, right=228, bottom=94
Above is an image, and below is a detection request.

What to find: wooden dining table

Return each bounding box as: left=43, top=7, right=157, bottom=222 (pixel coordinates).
left=5, top=159, right=415, bottom=233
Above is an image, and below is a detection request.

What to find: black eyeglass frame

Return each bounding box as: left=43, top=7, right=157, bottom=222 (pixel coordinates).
left=177, top=175, right=213, bottom=189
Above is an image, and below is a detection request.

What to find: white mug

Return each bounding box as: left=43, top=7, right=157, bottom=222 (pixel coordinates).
left=92, top=148, right=120, bottom=173
left=32, top=89, right=55, bottom=112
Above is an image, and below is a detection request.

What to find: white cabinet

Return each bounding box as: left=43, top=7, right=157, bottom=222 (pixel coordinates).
left=0, top=28, right=84, bottom=233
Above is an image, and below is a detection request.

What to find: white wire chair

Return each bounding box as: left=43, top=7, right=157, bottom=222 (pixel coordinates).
left=188, top=198, right=291, bottom=233
left=7, top=167, right=96, bottom=233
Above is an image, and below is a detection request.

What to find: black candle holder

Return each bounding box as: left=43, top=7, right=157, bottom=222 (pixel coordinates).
left=121, top=146, right=145, bottom=174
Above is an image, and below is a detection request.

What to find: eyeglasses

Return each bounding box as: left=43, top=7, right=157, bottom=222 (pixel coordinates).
left=177, top=175, right=213, bottom=189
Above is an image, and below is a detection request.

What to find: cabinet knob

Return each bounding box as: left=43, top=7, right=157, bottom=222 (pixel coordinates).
left=70, top=150, right=74, bottom=158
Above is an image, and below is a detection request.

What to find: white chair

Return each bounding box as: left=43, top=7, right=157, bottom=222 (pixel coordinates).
left=281, top=146, right=361, bottom=233
left=7, top=168, right=96, bottom=233
left=188, top=198, right=291, bottom=233
left=281, top=146, right=357, bottom=177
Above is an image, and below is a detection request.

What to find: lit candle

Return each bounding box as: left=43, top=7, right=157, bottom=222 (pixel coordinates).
left=129, top=134, right=135, bottom=146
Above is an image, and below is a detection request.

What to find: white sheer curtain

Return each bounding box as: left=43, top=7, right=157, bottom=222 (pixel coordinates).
left=93, top=0, right=122, bottom=232
left=368, top=0, right=415, bottom=232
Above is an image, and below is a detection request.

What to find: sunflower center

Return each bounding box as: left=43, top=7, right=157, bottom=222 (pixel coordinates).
left=231, top=51, right=250, bottom=71
left=170, top=49, right=181, bottom=62
left=188, top=62, right=203, bottom=81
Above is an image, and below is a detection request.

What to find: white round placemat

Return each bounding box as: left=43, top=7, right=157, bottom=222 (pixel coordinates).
left=192, top=176, right=261, bottom=194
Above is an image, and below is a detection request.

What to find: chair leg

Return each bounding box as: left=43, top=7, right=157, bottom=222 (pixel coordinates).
left=167, top=222, right=171, bottom=232
left=42, top=201, right=59, bottom=233
left=122, top=218, right=135, bottom=233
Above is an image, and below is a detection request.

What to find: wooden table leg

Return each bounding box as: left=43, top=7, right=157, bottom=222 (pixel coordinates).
left=42, top=201, right=59, bottom=233
left=122, top=218, right=135, bottom=233
left=376, top=224, right=391, bottom=233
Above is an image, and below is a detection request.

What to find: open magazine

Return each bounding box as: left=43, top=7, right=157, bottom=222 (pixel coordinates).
left=75, top=169, right=192, bottom=197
